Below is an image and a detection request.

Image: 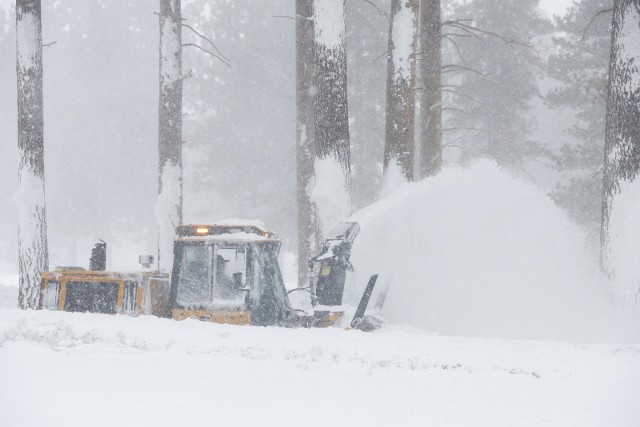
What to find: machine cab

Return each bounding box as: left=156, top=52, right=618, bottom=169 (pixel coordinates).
left=168, top=224, right=291, bottom=326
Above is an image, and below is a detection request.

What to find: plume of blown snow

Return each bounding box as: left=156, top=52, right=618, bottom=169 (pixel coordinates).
left=345, top=160, right=638, bottom=343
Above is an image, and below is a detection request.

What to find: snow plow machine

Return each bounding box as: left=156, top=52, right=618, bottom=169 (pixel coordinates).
left=38, top=222, right=380, bottom=330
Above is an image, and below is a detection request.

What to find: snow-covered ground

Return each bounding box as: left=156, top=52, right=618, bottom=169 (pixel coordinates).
left=1, top=300, right=639, bottom=427
left=3, top=300, right=640, bottom=427
left=2, top=162, right=640, bottom=426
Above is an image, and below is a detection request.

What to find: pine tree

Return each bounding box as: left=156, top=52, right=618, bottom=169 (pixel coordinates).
left=384, top=0, right=419, bottom=181
left=547, top=0, right=613, bottom=231
left=311, top=0, right=352, bottom=241
left=157, top=0, right=183, bottom=272
left=296, top=0, right=322, bottom=287
left=419, top=0, right=443, bottom=177
left=601, top=0, right=640, bottom=308
left=446, top=0, right=550, bottom=170
left=16, top=0, right=48, bottom=309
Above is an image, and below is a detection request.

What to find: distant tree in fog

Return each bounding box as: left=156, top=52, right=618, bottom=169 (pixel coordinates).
left=445, top=0, right=550, bottom=171
left=16, top=0, right=48, bottom=309
left=547, top=0, right=612, bottom=231
left=384, top=0, right=419, bottom=181
left=601, top=0, right=640, bottom=308
left=310, top=0, right=352, bottom=243
left=296, top=0, right=322, bottom=287
left=157, top=0, right=183, bottom=272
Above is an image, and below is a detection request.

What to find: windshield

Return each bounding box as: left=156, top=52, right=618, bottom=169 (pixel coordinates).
left=175, top=243, right=249, bottom=310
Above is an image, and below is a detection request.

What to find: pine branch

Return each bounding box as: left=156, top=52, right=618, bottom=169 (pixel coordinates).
left=183, top=43, right=231, bottom=67
left=179, top=69, right=194, bottom=82
left=358, top=0, right=387, bottom=17
left=443, top=126, right=506, bottom=133
left=442, top=63, right=488, bottom=77
left=443, top=20, right=536, bottom=52
left=182, top=23, right=230, bottom=62
left=442, top=107, right=481, bottom=120
left=441, top=84, right=483, bottom=98
left=442, top=35, right=467, bottom=64
left=42, top=41, right=57, bottom=48
left=579, top=8, right=613, bottom=43
left=441, top=32, right=473, bottom=39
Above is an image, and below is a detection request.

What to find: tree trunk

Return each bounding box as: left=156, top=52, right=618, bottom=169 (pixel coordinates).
left=16, top=0, right=48, bottom=309
left=419, top=0, right=442, bottom=178
left=157, top=0, right=183, bottom=272
left=296, top=0, right=322, bottom=287
left=311, top=0, right=352, bottom=241
left=601, top=0, right=640, bottom=308
left=384, top=0, right=419, bottom=181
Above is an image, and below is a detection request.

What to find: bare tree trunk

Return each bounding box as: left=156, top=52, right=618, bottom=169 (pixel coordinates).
left=384, top=0, right=419, bottom=181
left=296, top=0, right=322, bottom=287
left=419, top=0, right=442, bottom=178
left=601, top=0, right=640, bottom=308
left=16, top=0, right=48, bottom=309
left=311, top=0, right=352, bottom=241
left=157, top=0, right=183, bottom=272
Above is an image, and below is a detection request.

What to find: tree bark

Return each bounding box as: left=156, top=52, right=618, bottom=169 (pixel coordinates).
left=157, top=0, right=183, bottom=272
left=296, top=0, right=322, bottom=287
left=16, top=0, right=48, bottom=309
left=419, top=0, right=442, bottom=178
left=311, top=0, right=352, bottom=242
left=601, top=0, right=640, bottom=308
left=384, top=0, right=419, bottom=181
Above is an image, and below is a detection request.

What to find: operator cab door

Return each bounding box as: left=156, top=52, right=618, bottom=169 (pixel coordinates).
left=212, top=246, right=249, bottom=308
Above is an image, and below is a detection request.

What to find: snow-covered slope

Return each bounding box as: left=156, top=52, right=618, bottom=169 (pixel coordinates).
left=1, top=308, right=639, bottom=427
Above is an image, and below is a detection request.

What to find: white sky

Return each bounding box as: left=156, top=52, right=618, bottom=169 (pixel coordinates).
left=539, top=0, right=574, bottom=18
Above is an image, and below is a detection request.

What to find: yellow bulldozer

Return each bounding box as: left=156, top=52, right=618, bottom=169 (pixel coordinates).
left=38, top=221, right=379, bottom=329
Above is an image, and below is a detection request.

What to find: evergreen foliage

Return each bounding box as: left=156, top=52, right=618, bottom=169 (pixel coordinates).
left=445, top=0, right=551, bottom=170
left=547, top=0, right=612, bottom=229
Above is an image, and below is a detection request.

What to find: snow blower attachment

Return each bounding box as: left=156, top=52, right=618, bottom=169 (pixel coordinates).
left=305, top=222, right=380, bottom=328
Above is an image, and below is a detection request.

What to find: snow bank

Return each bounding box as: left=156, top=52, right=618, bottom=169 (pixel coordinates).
left=346, top=161, right=633, bottom=342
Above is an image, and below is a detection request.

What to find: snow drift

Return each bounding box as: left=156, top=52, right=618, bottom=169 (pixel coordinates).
left=345, top=161, right=628, bottom=342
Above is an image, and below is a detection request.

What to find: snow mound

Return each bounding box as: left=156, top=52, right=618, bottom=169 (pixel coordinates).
left=346, top=160, right=629, bottom=342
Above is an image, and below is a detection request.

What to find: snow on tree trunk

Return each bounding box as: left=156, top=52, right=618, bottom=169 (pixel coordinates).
left=418, top=0, right=442, bottom=178
left=311, top=0, right=352, bottom=241
left=601, top=0, right=640, bottom=309
left=384, top=0, right=419, bottom=181
left=15, top=0, right=48, bottom=309
left=157, top=0, right=183, bottom=272
left=296, top=0, right=322, bottom=287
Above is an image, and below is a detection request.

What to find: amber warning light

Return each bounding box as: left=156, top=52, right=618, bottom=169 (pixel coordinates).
left=196, top=227, right=210, bottom=234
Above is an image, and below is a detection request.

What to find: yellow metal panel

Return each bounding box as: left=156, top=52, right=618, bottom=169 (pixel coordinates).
left=58, top=280, right=67, bottom=311
left=135, top=283, right=145, bottom=315
left=171, top=308, right=252, bottom=326
left=115, top=280, right=125, bottom=312
left=312, top=311, right=344, bottom=328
